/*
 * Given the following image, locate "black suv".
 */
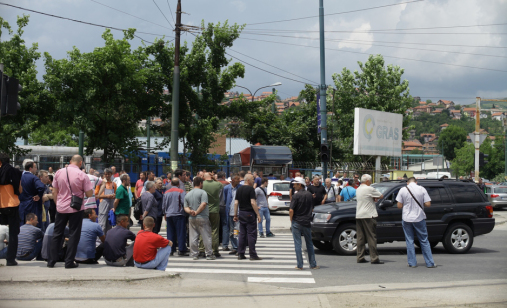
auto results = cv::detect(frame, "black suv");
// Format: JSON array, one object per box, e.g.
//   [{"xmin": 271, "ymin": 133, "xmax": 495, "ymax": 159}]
[{"xmin": 311, "ymin": 180, "xmax": 495, "ymax": 255}]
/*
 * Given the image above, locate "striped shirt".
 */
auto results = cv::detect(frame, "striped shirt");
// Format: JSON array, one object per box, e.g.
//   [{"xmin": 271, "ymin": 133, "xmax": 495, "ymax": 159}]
[
  {"xmin": 84, "ymin": 175, "xmax": 102, "ymax": 209},
  {"xmin": 16, "ymin": 224, "xmax": 43, "ymax": 256}
]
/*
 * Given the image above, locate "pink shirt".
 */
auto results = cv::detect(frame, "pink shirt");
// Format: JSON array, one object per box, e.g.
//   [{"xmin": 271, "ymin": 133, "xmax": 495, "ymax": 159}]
[{"xmin": 53, "ymin": 164, "xmax": 94, "ymax": 213}]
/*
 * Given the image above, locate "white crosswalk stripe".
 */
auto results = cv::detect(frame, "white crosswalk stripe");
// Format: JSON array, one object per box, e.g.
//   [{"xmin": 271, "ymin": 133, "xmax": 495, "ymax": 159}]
[{"xmin": 248, "ymin": 277, "xmax": 316, "ymax": 284}]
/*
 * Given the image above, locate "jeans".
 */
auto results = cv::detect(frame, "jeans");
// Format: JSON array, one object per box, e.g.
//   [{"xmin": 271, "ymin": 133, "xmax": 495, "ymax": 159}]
[
  {"xmin": 0, "ymin": 247, "xmax": 7, "ymax": 259},
  {"xmin": 0, "ymin": 207, "xmax": 20, "ymax": 263},
  {"xmin": 166, "ymin": 216, "xmax": 187, "ymax": 253},
  {"xmin": 16, "ymin": 239, "xmax": 43, "ymax": 261},
  {"xmin": 220, "ymin": 207, "xmax": 229, "ymax": 248},
  {"xmin": 228, "ymin": 216, "xmax": 238, "ymax": 250},
  {"xmin": 258, "ymin": 207, "xmax": 271, "ymax": 235},
  {"xmin": 402, "ymin": 220, "xmax": 435, "ymax": 267},
  {"xmin": 189, "ymin": 218, "xmax": 213, "ymax": 257},
  {"xmin": 291, "ymin": 221, "xmax": 317, "ymax": 269},
  {"xmin": 134, "ymin": 245, "xmax": 171, "ymax": 271}
]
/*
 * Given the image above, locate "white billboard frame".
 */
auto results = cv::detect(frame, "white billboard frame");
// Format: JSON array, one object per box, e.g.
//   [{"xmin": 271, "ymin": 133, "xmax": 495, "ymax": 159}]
[{"xmin": 353, "ymin": 108, "xmax": 403, "ymax": 157}]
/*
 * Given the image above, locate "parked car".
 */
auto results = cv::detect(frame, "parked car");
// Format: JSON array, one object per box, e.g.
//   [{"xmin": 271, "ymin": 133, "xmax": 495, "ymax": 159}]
[
  {"xmin": 311, "ymin": 180, "xmax": 495, "ymax": 255},
  {"xmin": 266, "ymin": 180, "xmax": 291, "ymax": 211},
  {"xmin": 485, "ymin": 185, "xmax": 507, "ymax": 208}
]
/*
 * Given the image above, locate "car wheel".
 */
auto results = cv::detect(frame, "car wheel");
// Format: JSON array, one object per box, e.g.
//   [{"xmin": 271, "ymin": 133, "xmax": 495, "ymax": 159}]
[
  {"xmin": 414, "ymin": 240, "xmax": 439, "ymax": 249},
  {"xmin": 332, "ymin": 223, "xmax": 357, "ymax": 255},
  {"xmin": 312, "ymin": 240, "xmax": 333, "ymax": 251},
  {"xmin": 442, "ymin": 223, "xmax": 474, "ymax": 254}
]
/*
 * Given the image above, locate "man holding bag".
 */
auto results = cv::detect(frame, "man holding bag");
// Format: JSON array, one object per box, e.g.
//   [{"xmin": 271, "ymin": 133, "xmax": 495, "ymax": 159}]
[{"xmin": 396, "ymin": 177, "xmax": 437, "ymax": 268}]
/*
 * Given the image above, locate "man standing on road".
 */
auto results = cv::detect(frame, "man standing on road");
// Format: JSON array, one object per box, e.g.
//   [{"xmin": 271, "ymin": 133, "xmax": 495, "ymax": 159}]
[
  {"xmin": 97, "ymin": 169, "xmax": 116, "ymax": 236},
  {"xmin": 307, "ymin": 175, "xmax": 326, "ymax": 208},
  {"xmin": 234, "ymin": 174, "xmax": 262, "ymax": 261},
  {"xmin": 163, "ymin": 178, "xmax": 188, "ymax": 256},
  {"xmin": 113, "ymin": 174, "xmax": 131, "ymax": 220},
  {"xmin": 289, "ymin": 177, "xmax": 319, "ymax": 270},
  {"xmin": 48, "ymin": 155, "xmax": 94, "ymax": 269},
  {"xmin": 355, "ymin": 174, "xmax": 384, "ymax": 265},
  {"xmin": 141, "ymin": 181, "xmax": 158, "ymax": 223},
  {"xmin": 289, "ymin": 172, "xmax": 302, "ymax": 201},
  {"xmin": 396, "ymin": 177, "xmax": 437, "ymax": 268},
  {"xmin": 224, "ymin": 175, "xmax": 241, "ymax": 254},
  {"xmin": 19, "ymin": 161, "xmax": 45, "ymax": 228},
  {"xmin": 256, "ymin": 177, "xmax": 274, "ymax": 238},
  {"xmin": 339, "ymin": 179, "xmax": 356, "ymax": 202},
  {"xmin": 216, "ymin": 172, "xmax": 230, "ymax": 250},
  {"xmin": 184, "ymin": 177, "xmax": 215, "ymax": 260},
  {"xmin": 201, "ymin": 173, "xmax": 223, "ymax": 257},
  {"xmin": 324, "ymin": 178, "xmax": 337, "ymax": 203}
]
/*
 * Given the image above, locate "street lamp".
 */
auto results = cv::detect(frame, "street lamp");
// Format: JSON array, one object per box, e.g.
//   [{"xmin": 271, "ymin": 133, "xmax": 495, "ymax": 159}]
[{"xmin": 236, "ymin": 82, "xmax": 282, "ymax": 102}]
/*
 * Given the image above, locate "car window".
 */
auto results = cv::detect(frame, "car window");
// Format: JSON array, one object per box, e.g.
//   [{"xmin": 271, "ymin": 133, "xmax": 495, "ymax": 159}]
[
  {"xmin": 448, "ymin": 184, "xmax": 484, "ymax": 203},
  {"xmin": 273, "ymin": 183, "xmax": 290, "ymax": 191},
  {"xmin": 485, "ymin": 187, "xmax": 492, "ymax": 193},
  {"xmin": 371, "ymin": 184, "xmax": 394, "ymax": 195},
  {"xmin": 494, "ymin": 187, "xmax": 507, "ymax": 194},
  {"xmin": 424, "ymin": 187, "xmax": 451, "ymax": 205},
  {"xmin": 384, "ymin": 187, "xmax": 400, "ymax": 206}
]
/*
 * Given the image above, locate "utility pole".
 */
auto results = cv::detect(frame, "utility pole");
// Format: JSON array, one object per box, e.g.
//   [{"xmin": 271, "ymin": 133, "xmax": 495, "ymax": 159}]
[
  {"xmin": 319, "ymin": 0, "xmax": 328, "ymax": 180},
  {"xmin": 147, "ymin": 117, "xmax": 151, "ymax": 153},
  {"xmin": 79, "ymin": 130, "xmax": 84, "ymax": 156},
  {"xmin": 170, "ymin": 0, "xmax": 182, "ymax": 172},
  {"xmin": 272, "ymin": 87, "xmax": 276, "ymax": 113},
  {"xmin": 474, "ymin": 97, "xmax": 480, "ymax": 182}
]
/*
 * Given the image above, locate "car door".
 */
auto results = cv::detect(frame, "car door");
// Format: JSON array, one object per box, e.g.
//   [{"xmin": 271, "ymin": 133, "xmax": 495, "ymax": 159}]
[
  {"xmin": 376, "ymin": 187, "xmax": 404, "ymax": 242},
  {"xmin": 420, "ymin": 184, "xmax": 452, "ymax": 241}
]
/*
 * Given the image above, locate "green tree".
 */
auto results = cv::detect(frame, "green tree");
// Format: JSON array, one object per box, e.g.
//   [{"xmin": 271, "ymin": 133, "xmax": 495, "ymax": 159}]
[
  {"xmin": 438, "ymin": 125, "xmax": 467, "ymax": 161},
  {"xmin": 29, "ymin": 122, "xmax": 79, "ymax": 147},
  {"xmin": 44, "ymin": 29, "xmax": 164, "ymax": 161},
  {"xmin": 479, "ymin": 137, "xmax": 505, "ymax": 180},
  {"xmin": 426, "ymin": 99, "xmax": 432, "ymax": 104},
  {"xmin": 410, "ymin": 149, "xmax": 423, "ymax": 154},
  {"xmin": 451, "ymin": 142, "xmax": 474, "ymax": 177},
  {"xmin": 331, "ymin": 54, "xmax": 413, "ymax": 161},
  {"xmin": 0, "ymin": 15, "xmax": 53, "ymax": 155}
]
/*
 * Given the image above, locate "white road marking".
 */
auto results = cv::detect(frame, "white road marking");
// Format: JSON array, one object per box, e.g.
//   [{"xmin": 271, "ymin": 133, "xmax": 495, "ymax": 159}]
[
  {"xmin": 248, "ymin": 277, "xmax": 316, "ymax": 284},
  {"xmin": 165, "ymin": 268, "xmax": 312, "ymax": 275},
  {"xmin": 168, "ymin": 258, "xmax": 298, "ymax": 263},
  {"xmin": 163, "ymin": 262, "xmax": 298, "ymax": 269}
]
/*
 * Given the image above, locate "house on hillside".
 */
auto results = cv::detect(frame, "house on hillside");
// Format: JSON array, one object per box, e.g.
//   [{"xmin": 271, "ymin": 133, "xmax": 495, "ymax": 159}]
[
  {"xmin": 451, "ymin": 110, "xmax": 462, "ymax": 120},
  {"xmin": 492, "ymin": 112, "xmax": 505, "ymax": 121},
  {"xmin": 421, "ymin": 133, "xmax": 436, "ymax": 144},
  {"xmin": 440, "ymin": 123, "xmax": 449, "ymax": 131},
  {"xmin": 402, "ymin": 140, "xmax": 423, "ymax": 154},
  {"xmin": 463, "ymin": 107, "xmax": 477, "ymax": 119},
  {"xmin": 431, "ymin": 109, "xmax": 443, "ymax": 115},
  {"xmin": 413, "ymin": 105, "xmax": 432, "ymax": 113},
  {"xmin": 437, "ymin": 100, "xmax": 455, "ymax": 109}
]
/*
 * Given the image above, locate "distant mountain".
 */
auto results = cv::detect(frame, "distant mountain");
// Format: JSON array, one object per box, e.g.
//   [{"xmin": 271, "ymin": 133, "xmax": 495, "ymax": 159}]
[{"xmin": 468, "ymin": 98, "xmax": 507, "ymax": 110}]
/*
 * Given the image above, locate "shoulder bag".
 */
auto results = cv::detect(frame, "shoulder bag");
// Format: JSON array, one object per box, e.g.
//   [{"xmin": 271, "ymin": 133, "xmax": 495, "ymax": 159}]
[
  {"xmin": 405, "ymin": 187, "xmax": 424, "ymax": 210},
  {"xmin": 66, "ymin": 167, "xmax": 83, "ymax": 211}
]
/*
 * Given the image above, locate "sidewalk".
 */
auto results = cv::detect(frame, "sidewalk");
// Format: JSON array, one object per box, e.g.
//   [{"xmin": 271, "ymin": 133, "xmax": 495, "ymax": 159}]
[{"xmin": 494, "ymin": 209, "xmax": 507, "ymax": 225}]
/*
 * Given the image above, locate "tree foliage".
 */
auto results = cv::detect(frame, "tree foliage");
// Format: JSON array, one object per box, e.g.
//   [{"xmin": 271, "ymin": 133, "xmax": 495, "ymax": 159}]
[
  {"xmin": 438, "ymin": 125, "xmax": 467, "ymax": 161},
  {"xmin": 451, "ymin": 142, "xmax": 475, "ymax": 177}
]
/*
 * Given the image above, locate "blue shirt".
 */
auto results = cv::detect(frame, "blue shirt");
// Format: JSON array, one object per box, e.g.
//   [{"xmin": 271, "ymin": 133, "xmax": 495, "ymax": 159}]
[
  {"xmin": 41, "ymin": 223, "xmax": 69, "ymax": 260},
  {"xmin": 19, "ymin": 171, "xmax": 46, "ymax": 225},
  {"xmin": 340, "ymin": 186, "xmax": 356, "ymax": 202},
  {"xmin": 224, "ymin": 183, "xmax": 242, "ymax": 216},
  {"xmin": 76, "ymin": 219, "xmax": 103, "ymax": 259},
  {"xmin": 163, "ymin": 187, "xmax": 186, "ymax": 217},
  {"xmin": 17, "ymin": 224, "xmax": 43, "ymax": 256}
]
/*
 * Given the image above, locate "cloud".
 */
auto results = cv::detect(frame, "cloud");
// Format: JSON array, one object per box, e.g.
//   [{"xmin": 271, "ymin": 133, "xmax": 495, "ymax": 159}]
[
  {"xmin": 336, "ymin": 23, "xmax": 374, "ymax": 52},
  {"xmin": 231, "ymin": 1, "xmax": 246, "ymax": 13}
]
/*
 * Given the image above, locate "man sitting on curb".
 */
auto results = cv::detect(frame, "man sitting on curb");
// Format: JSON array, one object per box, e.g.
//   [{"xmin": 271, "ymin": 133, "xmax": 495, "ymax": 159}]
[
  {"xmin": 133, "ymin": 216, "xmax": 172, "ymax": 271},
  {"xmin": 16, "ymin": 213, "xmax": 43, "ymax": 261},
  {"xmin": 103, "ymin": 214, "xmax": 136, "ymax": 267},
  {"xmin": 75, "ymin": 209, "xmax": 105, "ymax": 264},
  {"xmin": 41, "ymin": 222, "xmax": 69, "ymax": 262}
]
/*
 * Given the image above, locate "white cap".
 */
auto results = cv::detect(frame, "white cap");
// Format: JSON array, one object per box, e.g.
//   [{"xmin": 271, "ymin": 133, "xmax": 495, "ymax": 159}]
[{"xmin": 293, "ymin": 177, "xmax": 305, "ymax": 186}]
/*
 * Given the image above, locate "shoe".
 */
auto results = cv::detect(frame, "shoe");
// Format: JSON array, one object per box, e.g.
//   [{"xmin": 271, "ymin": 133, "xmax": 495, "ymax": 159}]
[
  {"xmin": 6, "ymin": 260, "xmax": 18, "ymax": 266},
  {"xmin": 229, "ymin": 250, "xmax": 237, "ymax": 255},
  {"xmin": 295, "ymin": 267, "xmax": 303, "ymax": 270},
  {"xmin": 427, "ymin": 265, "xmax": 438, "ymax": 268},
  {"xmin": 206, "ymin": 255, "xmax": 216, "ymax": 260},
  {"xmin": 170, "ymin": 252, "xmax": 174, "ymax": 256},
  {"xmin": 192, "ymin": 256, "xmax": 199, "ymax": 260},
  {"xmin": 223, "ymin": 247, "xmax": 231, "ymax": 251},
  {"xmin": 266, "ymin": 232, "xmax": 275, "ymax": 237},
  {"xmin": 178, "ymin": 251, "xmax": 189, "ymax": 257},
  {"xmin": 408, "ymin": 265, "xmax": 418, "ymax": 268},
  {"xmin": 249, "ymin": 256, "xmax": 263, "ymax": 261},
  {"xmin": 311, "ymin": 266, "xmax": 320, "ymax": 270},
  {"xmin": 238, "ymin": 254, "xmax": 246, "ymax": 260},
  {"xmin": 214, "ymin": 252, "xmax": 221, "ymax": 257},
  {"xmin": 65, "ymin": 262, "xmax": 79, "ymax": 269},
  {"xmin": 47, "ymin": 261, "xmax": 55, "ymax": 268},
  {"xmin": 371, "ymin": 260, "xmax": 384, "ymax": 264},
  {"xmin": 259, "ymin": 233, "xmax": 265, "ymax": 238},
  {"xmin": 357, "ymin": 259, "xmax": 369, "ymax": 263},
  {"xmin": 198, "ymin": 252, "xmax": 206, "ymax": 258}
]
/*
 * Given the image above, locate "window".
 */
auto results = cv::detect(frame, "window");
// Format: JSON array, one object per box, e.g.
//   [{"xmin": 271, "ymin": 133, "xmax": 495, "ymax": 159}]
[
  {"xmin": 486, "ymin": 187, "xmax": 492, "ymax": 193},
  {"xmin": 424, "ymin": 187, "xmax": 451, "ymax": 205},
  {"xmin": 494, "ymin": 187, "xmax": 507, "ymax": 194},
  {"xmin": 448, "ymin": 185, "xmax": 484, "ymax": 203},
  {"xmin": 273, "ymin": 183, "xmax": 290, "ymax": 192}
]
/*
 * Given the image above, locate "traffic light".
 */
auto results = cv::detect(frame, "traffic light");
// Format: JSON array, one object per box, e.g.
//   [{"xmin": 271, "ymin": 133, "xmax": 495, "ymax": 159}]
[
  {"xmin": 0, "ymin": 74, "xmax": 22, "ymax": 117},
  {"xmin": 479, "ymin": 152, "xmax": 489, "ymax": 167},
  {"xmin": 320, "ymin": 143, "xmax": 330, "ymax": 162}
]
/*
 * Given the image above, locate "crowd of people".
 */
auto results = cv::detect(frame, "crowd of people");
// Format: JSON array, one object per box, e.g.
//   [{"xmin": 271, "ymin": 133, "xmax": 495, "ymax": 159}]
[{"xmin": 0, "ymin": 153, "xmax": 436, "ymax": 271}]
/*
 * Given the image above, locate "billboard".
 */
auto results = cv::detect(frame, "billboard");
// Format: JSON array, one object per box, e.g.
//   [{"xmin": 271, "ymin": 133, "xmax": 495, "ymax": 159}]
[{"xmin": 353, "ymin": 108, "xmax": 402, "ymax": 156}]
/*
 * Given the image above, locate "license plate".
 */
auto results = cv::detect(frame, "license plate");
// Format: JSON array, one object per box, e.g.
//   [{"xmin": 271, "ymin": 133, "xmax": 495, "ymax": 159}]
[
  {"xmin": 285, "ymin": 202, "xmax": 291, "ymax": 206},
  {"xmin": 502, "ymin": 197, "xmax": 507, "ymax": 200}
]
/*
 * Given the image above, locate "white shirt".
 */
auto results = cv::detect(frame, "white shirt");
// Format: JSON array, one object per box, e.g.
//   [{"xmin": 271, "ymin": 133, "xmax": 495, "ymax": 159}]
[
  {"xmin": 355, "ymin": 185, "xmax": 382, "ymax": 219},
  {"xmin": 0, "ymin": 225, "xmax": 8, "ymax": 250},
  {"xmin": 396, "ymin": 183, "xmax": 431, "ymax": 223},
  {"xmin": 325, "ymin": 185, "xmax": 337, "ymax": 202}
]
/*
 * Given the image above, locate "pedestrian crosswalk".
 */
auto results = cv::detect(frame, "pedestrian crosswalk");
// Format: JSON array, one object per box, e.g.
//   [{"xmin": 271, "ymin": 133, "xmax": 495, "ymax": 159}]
[{"xmin": 160, "ymin": 233, "xmax": 317, "ymax": 284}]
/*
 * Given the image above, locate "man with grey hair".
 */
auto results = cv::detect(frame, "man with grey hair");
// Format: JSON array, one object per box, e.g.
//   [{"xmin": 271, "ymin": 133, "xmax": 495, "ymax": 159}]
[
  {"xmin": 355, "ymin": 174, "xmax": 384, "ymax": 264},
  {"xmin": 141, "ymin": 181, "xmax": 158, "ymax": 224},
  {"xmin": 97, "ymin": 168, "xmax": 116, "ymax": 236}
]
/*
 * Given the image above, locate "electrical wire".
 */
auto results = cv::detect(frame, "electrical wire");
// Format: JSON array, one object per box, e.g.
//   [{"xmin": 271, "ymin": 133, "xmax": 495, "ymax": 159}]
[
  {"xmin": 246, "ymin": 0, "xmax": 425, "ymax": 26},
  {"xmin": 236, "ymin": 37, "xmax": 507, "ymax": 73},
  {"xmin": 167, "ymin": 0, "xmax": 176, "ymax": 24},
  {"xmin": 227, "ymin": 49, "xmax": 319, "ymax": 84},
  {"xmin": 89, "ymin": 0, "xmax": 172, "ymax": 30},
  {"xmin": 243, "ymin": 30, "xmax": 507, "ymax": 35},
  {"xmin": 0, "ymin": 2, "xmax": 173, "ymax": 39},
  {"xmin": 153, "ymin": 0, "xmax": 173, "ymax": 28}
]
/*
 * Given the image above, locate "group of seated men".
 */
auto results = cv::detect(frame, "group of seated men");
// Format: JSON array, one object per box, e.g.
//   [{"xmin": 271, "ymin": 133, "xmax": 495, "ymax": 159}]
[{"xmin": 2, "ymin": 209, "xmax": 172, "ymax": 271}]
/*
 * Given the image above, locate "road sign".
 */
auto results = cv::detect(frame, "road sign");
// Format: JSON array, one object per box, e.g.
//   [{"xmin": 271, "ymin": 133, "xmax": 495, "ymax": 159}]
[{"xmin": 468, "ymin": 133, "xmax": 487, "ymax": 146}]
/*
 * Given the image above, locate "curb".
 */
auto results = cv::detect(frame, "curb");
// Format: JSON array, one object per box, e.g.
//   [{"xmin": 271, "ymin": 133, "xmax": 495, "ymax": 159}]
[{"xmin": 0, "ymin": 272, "xmax": 178, "ymax": 283}]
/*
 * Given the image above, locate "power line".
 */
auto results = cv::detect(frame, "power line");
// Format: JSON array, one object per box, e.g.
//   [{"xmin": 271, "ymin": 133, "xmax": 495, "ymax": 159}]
[
  {"xmin": 239, "ymin": 33, "xmax": 507, "ymax": 58},
  {"xmin": 244, "ymin": 22, "xmax": 507, "ymax": 33},
  {"xmin": 243, "ymin": 30, "xmax": 507, "ymax": 35},
  {"xmin": 167, "ymin": 0, "xmax": 176, "ymax": 24},
  {"xmin": 89, "ymin": 0, "xmax": 172, "ymax": 30},
  {"xmin": 153, "ymin": 0, "xmax": 173, "ymax": 28},
  {"xmin": 246, "ymin": 0, "xmax": 425, "ymax": 26},
  {"xmin": 236, "ymin": 37, "xmax": 507, "ymax": 73},
  {"xmin": 0, "ymin": 2, "xmax": 173, "ymax": 38},
  {"xmin": 227, "ymin": 49, "xmax": 319, "ymax": 84},
  {"xmin": 226, "ymin": 52, "xmax": 316, "ymax": 85}
]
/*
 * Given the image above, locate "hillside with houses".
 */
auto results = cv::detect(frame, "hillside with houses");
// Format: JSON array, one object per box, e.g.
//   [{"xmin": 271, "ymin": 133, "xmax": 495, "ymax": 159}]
[{"xmin": 403, "ymin": 98, "xmax": 505, "ymax": 155}]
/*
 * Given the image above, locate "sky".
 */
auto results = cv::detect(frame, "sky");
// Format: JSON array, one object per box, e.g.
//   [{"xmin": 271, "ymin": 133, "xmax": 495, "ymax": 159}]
[{"xmin": 1, "ymin": 0, "xmax": 506, "ymax": 106}]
